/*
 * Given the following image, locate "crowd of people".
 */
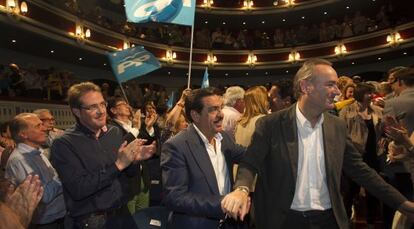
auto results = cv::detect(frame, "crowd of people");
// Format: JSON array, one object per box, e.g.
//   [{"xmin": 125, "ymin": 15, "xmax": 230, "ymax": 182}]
[
  {"xmin": 0, "ymin": 63, "xmax": 79, "ymax": 101},
  {"xmin": 1, "ymin": 59, "xmax": 414, "ymax": 228},
  {"xmin": 43, "ymin": 0, "xmax": 408, "ymax": 49}
]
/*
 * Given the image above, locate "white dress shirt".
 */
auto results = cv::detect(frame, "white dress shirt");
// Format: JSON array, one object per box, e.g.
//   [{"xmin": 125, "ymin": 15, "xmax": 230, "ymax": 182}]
[
  {"xmin": 222, "ymin": 106, "xmax": 242, "ymax": 138},
  {"xmin": 193, "ymin": 124, "xmax": 231, "ymax": 195},
  {"xmin": 114, "ymin": 119, "xmax": 140, "ymax": 137},
  {"xmin": 290, "ymin": 104, "xmax": 331, "ymax": 211}
]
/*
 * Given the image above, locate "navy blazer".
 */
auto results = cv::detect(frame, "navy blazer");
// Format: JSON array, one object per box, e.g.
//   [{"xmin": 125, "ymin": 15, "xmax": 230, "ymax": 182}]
[{"xmin": 161, "ymin": 124, "xmax": 245, "ymax": 229}]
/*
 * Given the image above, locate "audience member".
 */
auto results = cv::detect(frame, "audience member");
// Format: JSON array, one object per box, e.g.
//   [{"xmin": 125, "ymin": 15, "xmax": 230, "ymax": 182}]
[
  {"xmin": 107, "ymin": 96, "xmax": 150, "ymax": 214},
  {"xmin": 5, "ymin": 113, "xmax": 66, "ymax": 228},
  {"xmin": 222, "ymin": 86, "xmax": 245, "ymax": 138},
  {"xmin": 161, "ymin": 87, "xmax": 246, "ymax": 229},
  {"xmin": 0, "ymin": 175, "xmax": 44, "ymax": 229},
  {"xmin": 50, "ymin": 82, "xmax": 156, "ymax": 228}
]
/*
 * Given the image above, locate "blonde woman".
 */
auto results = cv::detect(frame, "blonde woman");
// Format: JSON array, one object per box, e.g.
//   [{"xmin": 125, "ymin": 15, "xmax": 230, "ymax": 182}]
[{"xmin": 235, "ymin": 86, "xmax": 269, "ymax": 147}]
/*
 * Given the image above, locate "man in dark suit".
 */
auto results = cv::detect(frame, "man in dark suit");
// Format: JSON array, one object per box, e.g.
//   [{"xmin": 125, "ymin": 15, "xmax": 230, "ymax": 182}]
[
  {"xmin": 161, "ymin": 88, "xmax": 246, "ymax": 229},
  {"xmin": 222, "ymin": 59, "xmax": 414, "ymax": 229}
]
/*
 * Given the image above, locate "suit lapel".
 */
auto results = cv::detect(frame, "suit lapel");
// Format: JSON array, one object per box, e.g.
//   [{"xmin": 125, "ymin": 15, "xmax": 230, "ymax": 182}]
[
  {"xmin": 322, "ymin": 114, "xmax": 336, "ymax": 189},
  {"xmin": 186, "ymin": 125, "xmax": 220, "ymax": 194},
  {"xmin": 281, "ymin": 105, "xmax": 299, "ymax": 182}
]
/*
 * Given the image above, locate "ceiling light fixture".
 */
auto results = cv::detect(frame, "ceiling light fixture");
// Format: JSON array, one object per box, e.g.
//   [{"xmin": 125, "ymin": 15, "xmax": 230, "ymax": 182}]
[
  {"xmin": 246, "ymin": 53, "xmax": 258, "ymax": 67},
  {"xmin": 334, "ymin": 44, "xmax": 347, "ymax": 57},
  {"xmin": 243, "ymin": 0, "xmax": 253, "ymax": 10},
  {"xmin": 205, "ymin": 52, "xmax": 217, "ymax": 66},
  {"xmin": 202, "ymin": 0, "xmax": 213, "ymax": 9},
  {"xmin": 288, "ymin": 50, "xmax": 300, "ymax": 63},
  {"xmin": 387, "ymin": 31, "xmax": 403, "ymax": 47},
  {"xmin": 163, "ymin": 49, "xmax": 177, "ymax": 64}
]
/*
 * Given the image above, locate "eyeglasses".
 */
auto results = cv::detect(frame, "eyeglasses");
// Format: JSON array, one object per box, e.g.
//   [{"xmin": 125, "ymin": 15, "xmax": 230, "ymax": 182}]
[
  {"xmin": 80, "ymin": 101, "xmax": 108, "ymax": 112},
  {"xmin": 40, "ymin": 118, "xmax": 55, "ymax": 122},
  {"xmin": 388, "ymin": 77, "xmax": 398, "ymax": 84},
  {"xmin": 115, "ymin": 102, "xmax": 129, "ymax": 107}
]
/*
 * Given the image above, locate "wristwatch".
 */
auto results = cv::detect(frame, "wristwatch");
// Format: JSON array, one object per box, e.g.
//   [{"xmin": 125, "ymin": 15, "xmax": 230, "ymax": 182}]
[{"xmin": 235, "ymin": 186, "xmax": 250, "ymax": 194}]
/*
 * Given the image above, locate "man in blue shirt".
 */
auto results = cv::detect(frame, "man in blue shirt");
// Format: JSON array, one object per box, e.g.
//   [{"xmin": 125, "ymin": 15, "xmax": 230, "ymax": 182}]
[{"xmin": 5, "ymin": 113, "xmax": 66, "ymax": 228}]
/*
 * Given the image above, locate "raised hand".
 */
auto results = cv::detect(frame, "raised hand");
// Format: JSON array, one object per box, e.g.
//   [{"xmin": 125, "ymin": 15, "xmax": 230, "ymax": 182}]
[
  {"xmin": 134, "ymin": 141, "xmax": 157, "ymax": 161},
  {"xmin": 115, "ymin": 139, "xmax": 143, "ymax": 170},
  {"xmin": 387, "ymin": 141, "xmax": 408, "ymax": 163},
  {"xmin": 5, "ymin": 175, "xmax": 44, "ymax": 228},
  {"xmin": 132, "ymin": 109, "xmax": 142, "ymax": 129},
  {"xmin": 145, "ymin": 111, "xmax": 158, "ymax": 129}
]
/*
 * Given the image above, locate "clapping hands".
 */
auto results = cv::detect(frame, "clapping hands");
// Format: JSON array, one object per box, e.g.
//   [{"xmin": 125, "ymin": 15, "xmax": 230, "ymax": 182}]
[{"xmin": 116, "ymin": 139, "xmax": 157, "ymax": 171}]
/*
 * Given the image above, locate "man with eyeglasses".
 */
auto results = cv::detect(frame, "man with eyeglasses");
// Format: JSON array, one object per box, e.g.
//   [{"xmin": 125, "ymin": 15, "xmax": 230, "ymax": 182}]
[
  {"xmin": 50, "ymin": 82, "xmax": 156, "ymax": 229},
  {"xmin": 386, "ymin": 66, "xmax": 408, "ymax": 99},
  {"xmin": 33, "ymin": 109, "xmax": 64, "ymax": 157},
  {"xmin": 107, "ymin": 96, "xmax": 151, "ymax": 214},
  {"xmin": 161, "ymin": 87, "xmax": 246, "ymax": 229}
]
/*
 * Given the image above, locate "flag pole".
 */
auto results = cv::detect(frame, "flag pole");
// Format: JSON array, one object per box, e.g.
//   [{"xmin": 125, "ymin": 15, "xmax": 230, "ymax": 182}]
[
  {"xmin": 118, "ymin": 82, "xmax": 130, "ymax": 104},
  {"xmin": 186, "ymin": 23, "xmax": 195, "ymax": 89}
]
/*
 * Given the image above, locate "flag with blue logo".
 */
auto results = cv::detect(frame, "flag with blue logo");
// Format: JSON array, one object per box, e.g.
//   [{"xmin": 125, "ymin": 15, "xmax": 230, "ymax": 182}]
[
  {"xmin": 124, "ymin": 0, "xmax": 196, "ymax": 26},
  {"xmin": 201, "ymin": 67, "xmax": 209, "ymax": 88},
  {"xmin": 107, "ymin": 46, "xmax": 161, "ymax": 83},
  {"xmin": 166, "ymin": 91, "xmax": 175, "ymax": 109}
]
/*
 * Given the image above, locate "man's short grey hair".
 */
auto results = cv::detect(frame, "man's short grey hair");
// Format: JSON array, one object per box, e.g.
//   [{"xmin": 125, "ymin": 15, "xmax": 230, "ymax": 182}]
[
  {"xmin": 33, "ymin": 109, "xmax": 51, "ymax": 116},
  {"xmin": 293, "ymin": 58, "xmax": 332, "ymax": 99},
  {"xmin": 223, "ymin": 86, "xmax": 245, "ymax": 107},
  {"xmin": 9, "ymin": 113, "xmax": 37, "ymax": 143}
]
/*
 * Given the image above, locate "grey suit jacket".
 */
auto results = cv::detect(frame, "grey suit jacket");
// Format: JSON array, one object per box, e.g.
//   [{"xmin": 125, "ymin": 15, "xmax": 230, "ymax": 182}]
[
  {"xmin": 161, "ymin": 124, "xmax": 245, "ymax": 229},
  {"xmin": 384, "ymin": 87, "xmax": 414, "ymax": 133},
  {"xmin": 235, "ymin": 104, "xmax": 407, "ymax": 229}
]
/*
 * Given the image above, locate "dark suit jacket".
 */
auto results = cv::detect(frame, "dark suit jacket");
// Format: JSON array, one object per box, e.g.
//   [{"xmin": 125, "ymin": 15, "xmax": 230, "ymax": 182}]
[
  {"xmin": 161, "ymin": 124, "xmax": 245, "ymax": 229},
  {"xmin": 235, "ymin": 104, "xmax": 407, "ymax": 229}
]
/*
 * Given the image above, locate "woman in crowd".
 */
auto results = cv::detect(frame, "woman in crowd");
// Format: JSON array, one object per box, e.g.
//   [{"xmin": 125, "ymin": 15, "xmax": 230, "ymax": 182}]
[
  {"xmin": 235, "ymin": 86, "xmax": 269, "ymax": 147},
  {"xmin": 339, "ymin": 82, "xmax": 383, "ymax": 225}
]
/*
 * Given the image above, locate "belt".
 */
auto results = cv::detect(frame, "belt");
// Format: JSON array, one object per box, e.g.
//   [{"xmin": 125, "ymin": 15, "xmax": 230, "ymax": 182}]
[{"xmin": 289, "ymin": 209, "xmax": 333, "ymax": 218}]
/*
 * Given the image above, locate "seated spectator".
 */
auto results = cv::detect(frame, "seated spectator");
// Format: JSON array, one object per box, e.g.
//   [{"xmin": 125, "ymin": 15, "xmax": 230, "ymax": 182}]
[
  {"xmin": 273, "ymin": 28, "xmax": 285, "ymax": 47},
  {"xmin": 8, "ymin": 64, "xmax": 25, "ymax": 97},
  {"xmin": 353, "ymin": 11, "xmax": 368, "ymax": 35},
  {"xmin": 22, "ymin": 64, "xmax": 44, "ymax": 99},
  {"xmin": 5, "ymin": 113, "xmax": 66, "ymax": 228}
]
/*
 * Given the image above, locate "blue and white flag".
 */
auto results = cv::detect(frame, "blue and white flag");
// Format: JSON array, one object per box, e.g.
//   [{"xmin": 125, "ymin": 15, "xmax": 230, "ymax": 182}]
[
  {"xmin": 107, "ymin": 46, "xmax": 161, "ymax": 83},
  {"xmin": 201, "ymin": 67, "xmax": 209, "ymax": 88},
  {"xmin": 124, "ymin": 0, "xmax": 196, "ymax": 26},
  {"xmin": 166, "ymin": 91, "xmax": 175, "ymax": 109}
]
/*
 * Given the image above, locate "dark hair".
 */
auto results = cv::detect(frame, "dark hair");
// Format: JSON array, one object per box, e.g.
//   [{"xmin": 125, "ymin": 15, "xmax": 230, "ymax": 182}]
[
  {"xmin": 0, "ymin": 121, "xmax": 11, "ymax": 135},
  {"xmin": 106, "ymin": 96, "xmax": 127, "ymax": 118},
  {"xmin": 387, "ymin": 66, "xmax": 407, "ymax": 77},
  {"xmin": 273, "ymin": 79, "xmax": 293, "ymax": 99},
  {"xmin": 185, "ymin": 87, "xmax": 217, "ymax": 123},
  {"xmin": 398, "ymin": 67, "xmax": 414, "ymax": 87},
  {"xmin": 353, "ymin": 83, "xmax": 375, "ymax": 103}
]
